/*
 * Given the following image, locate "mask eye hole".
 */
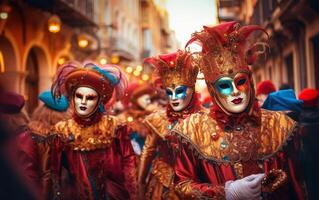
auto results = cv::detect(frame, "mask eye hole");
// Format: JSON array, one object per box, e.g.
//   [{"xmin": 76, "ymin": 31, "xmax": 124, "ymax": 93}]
[
  {"xmin": 237, "ymin": 78, "xmax": 246, "ymax": 86},
  {"xmin": 87, "ymin": 95, "xmax": 97, "ymax": 101},
  {"xmin": 75, "ymin": 93, "xmax": 83, "ymax": 99},
  {"xmin": 175, "ymin": 88, "xmax": 184, "ymax": 94},
  {"xmin": 166, "ymin": 89, "xmax": 173, "ymax": 96},
  {"xmin": 218, "ymin": 83, "xmax": 231, "ymax": 89}
]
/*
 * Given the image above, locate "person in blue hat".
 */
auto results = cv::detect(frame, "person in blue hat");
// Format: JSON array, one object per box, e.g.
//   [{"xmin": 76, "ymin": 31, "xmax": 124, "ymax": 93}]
[
  {"xmin": 15, "ymin": 90, "xmax": 70, "ymax": 199},
  {"xmin": 261, "ymin": 89, "xmax": 303, "ymax": 121}
]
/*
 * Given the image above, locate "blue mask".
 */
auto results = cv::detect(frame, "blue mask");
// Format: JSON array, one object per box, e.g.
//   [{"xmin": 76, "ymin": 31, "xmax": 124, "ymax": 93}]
[
  {"xmin": 166, "ymin": 85, "xmax": 188, "ymax": 100},
  {"xmin": 214, "ymin": 77, "xmax": 234, "ymax": 96}
]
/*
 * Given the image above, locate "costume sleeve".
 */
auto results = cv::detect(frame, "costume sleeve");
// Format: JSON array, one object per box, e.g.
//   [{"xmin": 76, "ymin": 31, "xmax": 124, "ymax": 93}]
[
  {"xmin": 137, "ymin": 128, "xmax": 159, "ymax": 184},
  {"xmin": 174, "ymin": 142, "xmax": 225, "ymax": 199},
  {"xmin": 117, "ymin": 125, "xmax": 138, "ymax": 200}
]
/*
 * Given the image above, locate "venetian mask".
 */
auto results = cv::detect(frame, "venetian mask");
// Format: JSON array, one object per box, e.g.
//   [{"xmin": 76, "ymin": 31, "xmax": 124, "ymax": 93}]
[
  {"xmin": 73, "ymin": 87, "xmax": 99, "ymax": 117},
  {"xmin": 213, "ymin": 72, "xmax": 251, "ymax": 113},
  {"xmin": 136, "ymin": 94, "xmax": 152, "ymax": 111},
  {"xmin": 166, "ymin": 85, "xmax": 194, "ymax": 111}
]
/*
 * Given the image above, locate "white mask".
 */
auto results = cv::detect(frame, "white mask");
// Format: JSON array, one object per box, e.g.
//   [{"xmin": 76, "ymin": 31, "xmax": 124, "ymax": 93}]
[
  {"xmin": 166, "ymin": 85, "xmax": 194, "ymax": 112},
  {"xmin": 136, "ymin": 94, "xmax": 152, "ymax": 109},
  {"xmin": 73, "ymin": 87, "xmax": 99, "ymax": 117},
  {"xmin": 213, "ymin": 73, "xmax": 251, "ymax": 114}
]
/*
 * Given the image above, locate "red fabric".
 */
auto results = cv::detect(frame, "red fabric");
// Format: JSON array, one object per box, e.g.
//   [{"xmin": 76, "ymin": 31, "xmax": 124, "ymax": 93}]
[
  {"xmin": 209, "ymin": 99, "xmax": 261, "ymax": 129},
  {"xmin": 298, "ymin": 88, "xmax": 319, "ymax": 107},
  {"xmin": 0, "ymin": 90, "xmax": 25, "ymax": 114},
  {"xmin": 174, "ymin": 138, "xmax": 305, "ymax": 199},
  {"xmin": 256, "ymin": 80, "xmax": 276, "ymax": 96},
  {"xmin": 49, "ymin": 125, "xmax": 137, "ymax": 200}
]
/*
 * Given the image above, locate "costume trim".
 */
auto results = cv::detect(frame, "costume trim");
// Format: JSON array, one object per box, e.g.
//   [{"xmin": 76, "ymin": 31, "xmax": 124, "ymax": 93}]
[
  {"xmin": 54, "ymin": 115, "xmax": 117, "ymax": 151},
  {"xmin": 172, "ymin": 109, "xmax": 297, "ymax": 164}
]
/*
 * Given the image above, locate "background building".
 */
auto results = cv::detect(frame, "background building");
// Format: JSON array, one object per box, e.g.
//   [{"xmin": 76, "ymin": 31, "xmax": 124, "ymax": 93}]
[
  {"xmin": 0, "ymin": 0, "xmax": 178, "ymax": 114},
  {"xmin": 0, "ymin": 0, "xmax": 99, "ymax": 113},
  {"xmin": 217, "ymin": 0, "xmax": 319, "ymax": 93}
]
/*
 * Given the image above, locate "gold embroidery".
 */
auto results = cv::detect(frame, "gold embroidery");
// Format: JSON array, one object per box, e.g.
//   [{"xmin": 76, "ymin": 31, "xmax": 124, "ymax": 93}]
[
  {"xmin": 144, "ymin": 110, "xmax": 171, "ymax": 140},
  {"xmin": 173, "ymin": 109, "xmax": 296, "ymax": 163},
  {"xmin": 54, "ymin": 115, "xmax": 117, "ymax": 151},
  {"xmin": 151, "ymin": 159, "xmax": 175, "ymax": 188}
]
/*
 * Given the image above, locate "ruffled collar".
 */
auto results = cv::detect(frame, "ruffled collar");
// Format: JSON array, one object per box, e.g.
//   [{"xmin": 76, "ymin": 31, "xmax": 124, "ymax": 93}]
[
  {"xmin": 166, "ymin": 93, "xmax": 201, "ymax": 123},
  {"xmin": 73, "ymin": 111, "xmax": 102, "ymax": 127},
  {"xmin": 209, "ymin": 99, "xmax": 261, "ymax": 129}
]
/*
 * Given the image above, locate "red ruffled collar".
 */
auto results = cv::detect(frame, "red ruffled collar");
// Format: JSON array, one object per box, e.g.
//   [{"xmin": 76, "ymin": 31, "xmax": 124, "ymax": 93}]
[
  {"xmin": 73, "ymin": 111, "xmax": 102, "ymax": 127},
  {"xmin": 166, "ymin": 93, "xmax": 201, "ymax": 123},
  {"xmin": 209, "ymin": 99, "xmax": 261, "ymax": 129}
]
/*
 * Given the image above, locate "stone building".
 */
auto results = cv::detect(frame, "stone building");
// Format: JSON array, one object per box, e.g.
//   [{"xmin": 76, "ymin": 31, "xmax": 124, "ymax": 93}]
[
  {"xmin": 0, "ymin": 0, "xmax": 98, "ymax": 114},
  {"xmin": 217, "ymin": 0, "xmax": 319, "ymax": 93}
]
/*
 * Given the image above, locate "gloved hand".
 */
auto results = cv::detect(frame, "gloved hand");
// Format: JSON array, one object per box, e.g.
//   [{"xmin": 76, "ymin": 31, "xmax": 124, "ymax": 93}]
[{"xmin": 225, "ymin": 173, "xmax": 265, "ymax": 200}]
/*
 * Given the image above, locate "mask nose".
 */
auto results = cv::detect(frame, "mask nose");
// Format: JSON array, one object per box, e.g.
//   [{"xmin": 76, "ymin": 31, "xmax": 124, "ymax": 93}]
[
  {"xmin": 231, "ymin": 82, "xmax": 240, "ymax": 96},
  {"xmin": 81, "ymin": 96, "xmax": 87, "ymax": 105},
  {"xmin": 171, "ymin": 92, "xmax": 178, "ymax": 101}
]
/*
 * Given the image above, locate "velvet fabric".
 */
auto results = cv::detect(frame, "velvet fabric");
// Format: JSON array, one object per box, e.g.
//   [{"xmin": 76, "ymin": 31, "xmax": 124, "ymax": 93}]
[
  {"xmin": 16, "ymin": 123, "xmax": 137, "ymax": 200},
  {"xmin": 174, "ymin": 136, "xmax": 305, "ymax": 199},
  {"xmin": 49, "ymin": 124, "xmax": 137, "ymax": 200}
]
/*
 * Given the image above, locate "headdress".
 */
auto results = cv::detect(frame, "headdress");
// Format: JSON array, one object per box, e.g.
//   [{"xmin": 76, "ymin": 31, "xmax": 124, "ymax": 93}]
[
  {"xmin": 186, "ymin": 21, "xmax": 268, "ymax": 115},
  {"xmin": 186, "ymin": 21, "xmax": 268, "ymax": 84},
  {"xmin": 0, "ymin": 91, "xmax": 25, "ymax": 114},
  {"xmin": 144, "ymin": 49, "xmax": 199, "ymax": 88},
  {"xmin": 298, "ymin": 88, "xmax": 319, "ymax": 107},
  {"xmin": 122, "ymin": 82, "xmax": 155, "ymax": 108},
  {"xmin": 256, "ymin": 80, "xmax": 276, "ymax": 96},
  {"xmin": 52, "ymin": 62, "xmax": 127, "ymax": 106},
  {"xmin": 39, "ymin": 90, "xmax": 69, "ymax": 112}
]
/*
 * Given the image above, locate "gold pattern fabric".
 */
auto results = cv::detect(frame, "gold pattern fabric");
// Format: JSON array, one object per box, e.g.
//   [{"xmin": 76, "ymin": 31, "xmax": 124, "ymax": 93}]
[
  {"xmin": 150, "ymin": 158, "xmax": 175, "ymax": 188},
  {"xmin": 172, "ymin": 109, "xmax": 296, "ymax": 163},
  {"xmin": 175, "ymin": 180, "xmax": 225, "ymax": 200},
  {"xmin": 144, "ymin": 110, "xmax": 171, "ymax": 139},
  {"xmin": 138, "ymin": 110, "xmax": 179, "ymax": 200},
  {"xmin": 145, "ymin": 50, "xmax": 199, "ymax": 88},
  {"xmin": 54, "ymin": 115, "xmax": 118, "ymax": 151}
]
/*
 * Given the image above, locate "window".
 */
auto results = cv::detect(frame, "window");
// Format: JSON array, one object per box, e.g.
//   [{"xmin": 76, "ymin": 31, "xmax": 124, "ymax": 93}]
[
  {"xmin": 311, "ymin": 34, "xmax": 319, "ymax": 90},
  {"xmin": 285, "ymin": 53, "xmax": 294, "ymax": 90}
]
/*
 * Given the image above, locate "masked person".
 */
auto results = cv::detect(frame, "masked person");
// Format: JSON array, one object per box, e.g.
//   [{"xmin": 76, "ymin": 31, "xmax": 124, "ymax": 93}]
[
  {"xmin": 118, "ymin": 82, "xmax": 157, "ymax": 155},
  {"xmin": 172, "ymin": 22, "xmax": 305, "ymax": 200},
  {"xmin": 15, "ymin": 90, "xmax": 70, "ymax": 199},
  {"xmin": 50, "ymin": 62, "xmax": 137, "ymax": 200},
  {"xmin": 137, "ymin": 50, "xmax": 201, "ymax": 199}
]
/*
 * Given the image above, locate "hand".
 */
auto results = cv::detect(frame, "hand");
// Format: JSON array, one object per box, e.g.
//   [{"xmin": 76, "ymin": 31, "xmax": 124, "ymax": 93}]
[{"xmin": 225, "ymin": 173, "xmax": 265, "ymax": 200}]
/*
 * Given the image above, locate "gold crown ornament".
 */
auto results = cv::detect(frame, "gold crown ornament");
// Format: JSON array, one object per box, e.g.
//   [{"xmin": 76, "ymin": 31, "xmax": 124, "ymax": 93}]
[{"xmin": 144, "ymin": 50, "xmax": 199, "ymax": 88}]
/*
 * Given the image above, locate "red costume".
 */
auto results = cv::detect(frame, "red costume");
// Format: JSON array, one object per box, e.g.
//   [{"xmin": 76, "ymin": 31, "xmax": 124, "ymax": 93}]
[
  {"xmin": 172, "ymin": 22, "xmax": 305, "ymax": 199},
  {"xmin": 138, "ymin": 50, "xmax": 201, "ymax": 199},
  {"xmin": 49, "ymin": 62, "xmax": 137, "ymax": 200}
]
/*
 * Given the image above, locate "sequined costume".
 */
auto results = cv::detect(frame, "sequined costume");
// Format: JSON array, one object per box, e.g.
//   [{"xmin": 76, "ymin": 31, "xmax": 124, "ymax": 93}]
[
  {"xmin": 49, "ymin": 62, "xmax": 137, "ymax": 200},
  {"xmin": 172, "ymin": 22, "xmax": 305, "ymax": 200},
  {"xmin": 138, "ymin": 50, "xmax": 201, "ymax": 199}
]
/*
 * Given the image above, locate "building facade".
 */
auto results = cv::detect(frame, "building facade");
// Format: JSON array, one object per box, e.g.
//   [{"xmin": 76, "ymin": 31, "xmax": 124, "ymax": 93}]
[
  {"xmin": 217, "ymin": 0, "xmax": 319, "ymax": 93},
  {"xmin": 0, "ymin": 0, "xmax": 99, "ymax": 114}
]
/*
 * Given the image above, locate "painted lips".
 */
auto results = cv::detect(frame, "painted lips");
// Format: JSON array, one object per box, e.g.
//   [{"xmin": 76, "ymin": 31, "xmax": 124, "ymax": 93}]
[
  {"xmin": 231, "ymin": 98, "xmax": 243, "ymax": 104},
  {"xmin": 79, "ymin": 106, "xmax": 87, "ymax": 111},
  {"xmin": 172, "ymin": 102, "xmax": 180, "ymax": 107}
]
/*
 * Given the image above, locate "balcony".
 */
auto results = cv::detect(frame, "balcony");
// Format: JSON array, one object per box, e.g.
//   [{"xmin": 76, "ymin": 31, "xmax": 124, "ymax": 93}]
[
  {"xmin": 109, "ymin": 36, "xmax": 139, "ymax": 61},
  {"xmin": 26, "ymin": 0, "xmax": 97, "ymax": 27}
]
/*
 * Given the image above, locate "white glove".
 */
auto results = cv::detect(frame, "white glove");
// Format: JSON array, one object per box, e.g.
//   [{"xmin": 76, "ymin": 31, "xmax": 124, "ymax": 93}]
[
  {"xmin": 225, "ymin": 173, "xmax": 265, "ymax": 200},
  {"xmin": 130, "ymin": 139, "xmax": 142, "ymax": 155}
]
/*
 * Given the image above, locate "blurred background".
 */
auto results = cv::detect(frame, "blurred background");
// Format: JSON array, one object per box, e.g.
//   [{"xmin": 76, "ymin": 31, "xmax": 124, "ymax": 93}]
[{"xmin": 0, "ymin": 0, "xmax": 318, "ymax": 115}]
